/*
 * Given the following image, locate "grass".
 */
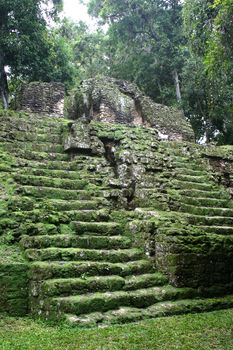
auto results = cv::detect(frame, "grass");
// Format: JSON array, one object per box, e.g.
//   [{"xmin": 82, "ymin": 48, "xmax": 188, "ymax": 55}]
[{"xmin": 0, "ymin": 309, "xmax": 233, "ymax": 350}]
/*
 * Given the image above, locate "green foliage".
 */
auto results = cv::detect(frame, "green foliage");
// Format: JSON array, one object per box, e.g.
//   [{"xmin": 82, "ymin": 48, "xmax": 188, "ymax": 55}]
[
  {"xmin": 183, "ymin": 0, "xmax": 233, "ymax": 144},
  {"xmin": 87, "ymin": 0, "xmax": 185, "ymax": 104},
  {"xmin": 0, "ymin": 0, "xmax": 74, "ymax": 106}
]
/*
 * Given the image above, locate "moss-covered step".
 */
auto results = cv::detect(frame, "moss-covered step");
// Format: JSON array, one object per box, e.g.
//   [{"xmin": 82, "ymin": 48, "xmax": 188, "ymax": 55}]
[
  {"xmin": 171, "ymin": 161, "xmax": 206, "ymax": 171},
  {"xmin": 180, "ymin": 204, "xmax": 233, "ymax": 217},
  {"xmin": 45, "ymin": 199, "xmax": 107, "ymax": 211},
  {"xmin": 0, "ymin": 120, "xmax": 64, "ymax": 133},
  {"xmin": 38, "ymin": 276, "xmax": 126, "ymax": 297},
  {"xmin": 13, "ymin": 175, "xmax": 88, "ymax": 190},
  {"xmin": 1, "ymin": 114, "xmax": 65, "ymax": 125},
  {"xmin": 186, "ymin": 214, "xmax": 233, "ymax": 226},
  {"xmin": 6, "ymin": 210, "xmax": 69, "ymax": 225},
  {"xmin": 175, "ymin": 174, "xmax": 212, "ymax": 183},
  {"xmin": 65, "ymin": 294, "xmax": 233, "ymax": 327},
  {"xmin": 50, "ymin": 285, "xmax": 196, "ymax": 316},
  {"xmin": 123, "ymin": 272, "xmax": 168, "ymax": 291},
  {"xmin": 197, "ymin": 225, "xmax": 233, "ymax": 235},
  {"xmin": 172, "ymin": 180, "xmax": 215, "ymax": 191},
  {"xmin": 16, "ymin": 186, "xmax": 102, "ymax": 200},
  {"xmin": 11, "ymin": 209, "xmax": 109, "ymax": 226},
  {"xmin": 7, "ymin": 196, "xmax": 38, "ymax": 211},
  {"xmin": 7, "ymin": 149, "xmax": 70, "ymax": 161},
  {"xmin": 24, "ymin": 247, "xmax": 144, "ymax": 263},
  {"xmin": 14, "ymin": 168, "xmax": 91, "ymax": 180},
  {"xmin": 179, "ymin": 189, "xmax": 231, "ymax": 200},
  {"xmin": 180, "ymin": 196, "xmax": 232, "ymax": 207},
  {"xmin": 2, "ymin": 141, "xmax": 64, "ymax": 154},
  {"xmin": 30, "ymin": 259, "xmax": 154, "ymax": 280},
  {"xmin": 174, "ymin": 168, "xmax": 209, "ymax": 177},
  {"xmin": 20, "ymin": 234, "xmax": 132, "ymax": 250},
  {"xmin": 167, "ymin": 155, "xmax": 191, "ymax": 162},
  {"xmin": 56, "ymin": 209, "xmax": 110, "ymax": 222},
  {"xmin": 7, "ymin": 197, "xmax": 106, "ymax": 212},
  {"xmin": 71, "ymin": 222, "xmax": 123, "ymax": 235},
  {"xmin": 0, "ymin": 130, "xmax": 62, "ymax": 143},
  {"xmin": 19, "ymin": 223, "xmax": 60, "ymax": 236},
  {"xmin": 38, "ymin": 273, "xmax": 168, "ymax": 298},
  {"xmin": 13, "ymin": 169, "xmax": 107, "ymax": 186},
  {"xmin": 15, "ymin": 158, "xmax": 87, "ymax": 171}
]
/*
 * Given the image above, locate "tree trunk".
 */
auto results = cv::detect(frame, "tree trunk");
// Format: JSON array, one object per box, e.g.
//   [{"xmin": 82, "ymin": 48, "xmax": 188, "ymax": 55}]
[
  {"xmin": 172, "ymin": 69, "xmax": 182, "ymax": 103},
  {"xmin": 0, "ymin": 53, "xmax": 9, "ymax": 109}
]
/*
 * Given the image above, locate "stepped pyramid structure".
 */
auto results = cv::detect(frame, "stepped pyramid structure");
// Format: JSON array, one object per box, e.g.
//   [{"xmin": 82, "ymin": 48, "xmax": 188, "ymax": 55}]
[{"xmin": 0, "ymin": 79, "xmax": 233, "ymax": 326}]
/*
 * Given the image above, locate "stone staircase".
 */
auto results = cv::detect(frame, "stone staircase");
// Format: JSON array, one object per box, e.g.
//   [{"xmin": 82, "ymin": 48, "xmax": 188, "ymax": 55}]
[
  {"xmin": 162, "ymin": 141, "xmax": 233, "ymax": 231},
  {"xmin": 155, "ymin": 141, "xmax": 233, "ymax": 288},
  {"xmin": 1, "ymin": 114, "xmax": 233, "ymax": 326}
]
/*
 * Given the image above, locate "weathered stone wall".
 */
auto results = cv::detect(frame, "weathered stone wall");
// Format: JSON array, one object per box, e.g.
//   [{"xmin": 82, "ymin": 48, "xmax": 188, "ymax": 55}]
[
  {"xmin": 155, "ymin": 233, "xmax": 233, "ymax": 289},
  {"xmin": 66, "ymin": 77, "xmax": 194, "ymax": 142},
  {"xmin": 17, "ymin": 82, "xmax": 65, "ymax": 117},
  {"xmin": 0, "ymin": 247, "xmax": 29, "ymax": 316},
  {"xmin": 202, "ymin": 145, "xmax": 233, "ymax": 197}
]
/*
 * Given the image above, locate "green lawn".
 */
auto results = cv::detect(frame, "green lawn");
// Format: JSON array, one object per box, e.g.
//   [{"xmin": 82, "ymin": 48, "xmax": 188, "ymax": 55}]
[{"xmin": 0, "ymin": 309, "xmax": 233, "ymax": 350}]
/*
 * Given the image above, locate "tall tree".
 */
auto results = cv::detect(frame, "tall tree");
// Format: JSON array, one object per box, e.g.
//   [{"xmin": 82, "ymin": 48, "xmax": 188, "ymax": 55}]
[
  {"xmin": 0, "ymin": 0, "xmax": 63, "ymax": 108},
  {"xmin": 183, "ymin": 0, "xmax": 233, "ymax": 143},
  {"xmin": 87, "ymin": 0, "xmax": 185, "ymax": 104}
]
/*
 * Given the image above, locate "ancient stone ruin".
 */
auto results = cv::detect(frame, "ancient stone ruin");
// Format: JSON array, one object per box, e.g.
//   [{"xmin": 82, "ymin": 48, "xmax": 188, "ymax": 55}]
[
  {"xmin": 0, "ymin": 79, "xmax": 233, "ymax": 326},
  {"xmin": 17, "ymin": 82, "xmax": 65, "ymax": 117},
  {"xmin": 66, "ymin": 77, "xmax": 194, "ymax": 141}
]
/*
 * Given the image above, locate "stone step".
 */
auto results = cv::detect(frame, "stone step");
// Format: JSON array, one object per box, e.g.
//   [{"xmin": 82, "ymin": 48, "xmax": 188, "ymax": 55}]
[
  {"xmin": 175, "ymin": 174, "xmax": 211, "ymax": 183},
  {"xmin": 172, "ymin": 161, "xmax": 205, "ymax": 171},
  {"xmin": 51, "ymin": 285, "xmax": 195, "ymax": 316},
  {"xmin": 0, "ymin": 118, "xmax": 64, "ymax": 131},
  {"xmin": 9, "ymin": 210, "xmax": 68, "ymax": 224},
  {"xmin": 180, "ymin": 204, "xmax": 233, "ymax": 217},
  {"xmin": 180, "ymin": 196, "xmax": 231, "ymax": 208},
  {"xmin": 13, "ymin": 168, "xmax": 97, "ymax": 180},
  {"xmin": 25, "ymin": 247, "xmax": 144, "ymax": 263},
  {"xmin": 123, "ymin": 273, "xmax": 169, "ymax": 291},
  {"xmin": 11, "ymin": 149, "xmax": 69, "ymax": 161},
  {"xmin": 14, "ymin": 174, "xmax": 88, "ymax": 190},
  {"xmin": 0, "ymin": 130, "xmax": 62, "ymax": 144},
  {"xmin": 169, "ymin": 155, "xmax": 191, "ymax": 162},
  {"xmin": 65, "ymin": 294, "xmax": 233, "ymax": 326},
  {"xmin": 179, "ymin": 189, "xmax": 230, "ymax": 200},
  {"xmin": 19, "ymin": 223, "xmax": 60, "ymax": 236},
  {"xmin": 174, "ymin": 168, "xmax": 209, "ymax": 177},
  {"xmin": 15, "ymin": 158, "xmax": 87, "ymax": 171},
  {"xmin": 39, "ymin": 273, "xmax": 168, "ymax": 297},
  {"xmin": 186, "ymin": 214, "xmax": 233, "ymax": 226},
  {"xmin": 13, "ymin": 169, "xmax": 109, "ymax": 186},
  {"xmin": 60, "ymin": 209, "xmax": 110, "ymax": 221},
  {"xmin": 71, "ymin": 221, "xmax": 123, "ymax": 235},
  {"xmin": 11, "ymin": 206, "xmax": 110, "ymax": 223},
  {"xmin": 21, "ymin": 234, "xmax": 132, "ymax": 250},
  {"xmin": 26, "ymin": 133, "xmax": 62, "ymax": 143},
  {"xmin": 3, "ymin": 141, "xmax": 64, "ymax": 154},
  {"xmin": 9, "ymin": 209, "xmax": 109, "ymax": 226},
  {"xmin": 16, "ymin": 186, "xmax": 101, "ymax": 200},
  {"xmin": 30, "ymin": 260, "xmax": 154, "ymax": 280},
  {"xmin": 7, "ymin": 196, "xmax": 37, "ymax": 211},
  {"xmin": 198, "ymin": 226, "xmax": 233, "ymax": 235},
  {"xmin": 173, "ymin": 179, "xmax": 215, "ymax": 191},
  {"xmin": 45, "ymin": 199, "xmax": 107, "ymax": 211},
  {"xmin": 8, "ymin": 197, "xmax": 106, "ymax": 212}
]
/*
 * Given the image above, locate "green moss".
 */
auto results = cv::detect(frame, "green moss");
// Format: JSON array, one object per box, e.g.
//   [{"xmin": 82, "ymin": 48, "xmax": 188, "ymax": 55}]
[
  {"xmin": 24, "ymin": 247, "xmax": 143, "ymax": 263},
  {"xmin": 0, "ymin": 244, "xmax": 29, "ymax": 316}
]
